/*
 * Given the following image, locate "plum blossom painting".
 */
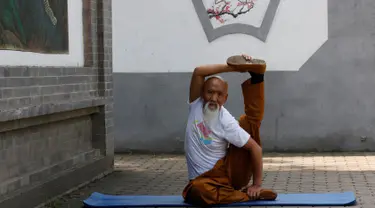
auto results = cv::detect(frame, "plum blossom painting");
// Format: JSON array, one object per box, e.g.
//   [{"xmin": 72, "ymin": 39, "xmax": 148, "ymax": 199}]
[
  {"xmin": 192, "ymin": 0, "xmax": 279, "ymax": 42},
  {"xmin": 203, "ymin": 0, "xmax": 271, "ymax": 28},
  {"xmin": 0, "ymin": 0, "xmax": 69, "ymax": 54}
]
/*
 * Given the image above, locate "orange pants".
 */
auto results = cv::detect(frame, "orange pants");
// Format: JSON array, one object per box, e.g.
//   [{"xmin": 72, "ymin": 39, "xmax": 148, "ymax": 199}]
[{"xmin": 182, "ymin": 79, "xmax": 265, "ymax": 206}]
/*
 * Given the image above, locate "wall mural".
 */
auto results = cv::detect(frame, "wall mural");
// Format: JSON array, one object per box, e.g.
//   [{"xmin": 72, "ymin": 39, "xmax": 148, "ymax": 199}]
[
  {"xmin": 112, "ymin": 0, "xmax": 328, "ymax": 72},
  {"xmin": 207, "ymin": 0, "xmax": 256, "ymax": 24},
  {"xmin": 0, "ymin": 0, "xmax": 69, "ymax": 54},
  {"xmin": 193, "ymin": 0, "xmax": 280, "ymax": 42}
]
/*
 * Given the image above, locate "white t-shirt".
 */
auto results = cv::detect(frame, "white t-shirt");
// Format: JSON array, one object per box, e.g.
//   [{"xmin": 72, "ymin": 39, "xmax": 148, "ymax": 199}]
[{"xmin": 184, "ymin": 97, "xmax": 251, "ymax": 180}]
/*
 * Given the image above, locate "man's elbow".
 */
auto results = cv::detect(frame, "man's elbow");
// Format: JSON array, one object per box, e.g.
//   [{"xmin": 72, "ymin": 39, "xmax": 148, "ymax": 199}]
[
  {"xmin": 193, "ymin": 67, "xmax": 203, "ymax": 76},
  {"xmin": 243, "ymin": 138, "xmax": 262, "ymax": 153},
  {"xmin": 251, "ymin": 142, "xmax": 262, "ymax": 154},
  {"xmin": 255, "ymin": 144, "xmax": 262, "ymax": 154}
]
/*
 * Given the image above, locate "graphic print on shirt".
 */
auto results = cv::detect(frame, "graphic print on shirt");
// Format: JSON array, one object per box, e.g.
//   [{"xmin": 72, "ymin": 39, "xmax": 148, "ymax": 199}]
[{"xmin": 194, "ymin": 120, "xmax": 213, "ymax": 145}]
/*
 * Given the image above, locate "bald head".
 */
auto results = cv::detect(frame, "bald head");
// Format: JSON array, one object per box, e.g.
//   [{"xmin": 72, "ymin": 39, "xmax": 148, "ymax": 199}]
[{"xmin": 204, "ymin": 76, "xmax": 228, "ymax": 92}]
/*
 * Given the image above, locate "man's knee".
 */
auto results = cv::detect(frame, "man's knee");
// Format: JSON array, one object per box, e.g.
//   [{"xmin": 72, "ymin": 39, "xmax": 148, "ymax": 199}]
[
  {"xmin": 185, "ymin": 178, "xmax": 219, "ymax": 205},
  {"xmin": 238, "ymin": 115, "xmax": 251, "ymax": 132},
  {"xmin": 238, "ymin": 115, "xmax": 261, "ymax": 146}
]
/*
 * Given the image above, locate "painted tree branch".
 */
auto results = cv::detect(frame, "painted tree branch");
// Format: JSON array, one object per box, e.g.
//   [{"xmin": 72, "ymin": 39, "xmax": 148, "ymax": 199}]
[{"xmin": 207, "ymin": 0, "xmax": 255, "ymax": 23}]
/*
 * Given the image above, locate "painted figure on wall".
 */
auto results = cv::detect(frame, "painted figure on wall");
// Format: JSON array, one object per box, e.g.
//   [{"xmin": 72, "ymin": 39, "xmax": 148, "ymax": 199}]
[{"xmin": 0, "ymin": 0, "xmax": 68, "ymax": 54}]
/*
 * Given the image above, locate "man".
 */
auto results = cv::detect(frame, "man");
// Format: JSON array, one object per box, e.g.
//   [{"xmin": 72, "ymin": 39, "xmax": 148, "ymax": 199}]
[{"xmin": 182, "ymin": 54, "xmax": 277, "ymax": 206}]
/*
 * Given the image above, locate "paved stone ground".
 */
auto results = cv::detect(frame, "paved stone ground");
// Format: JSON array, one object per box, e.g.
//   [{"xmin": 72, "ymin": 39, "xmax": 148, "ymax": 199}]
[{"xmin": 42, "ymin": 152, "xmax": 375, "ymax": 208}]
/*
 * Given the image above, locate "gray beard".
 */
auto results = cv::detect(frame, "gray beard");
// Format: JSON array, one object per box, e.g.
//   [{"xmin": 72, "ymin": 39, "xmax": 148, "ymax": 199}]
[{"xmin": 203, "ymin": 102, "xmax": 220, "ymax": 127}]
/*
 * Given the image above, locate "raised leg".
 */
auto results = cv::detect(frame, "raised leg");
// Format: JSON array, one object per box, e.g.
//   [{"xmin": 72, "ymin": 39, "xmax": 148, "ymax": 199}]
[{"xmin": 225, "ymin": 76, "xmax": 265, "ymax": 190}]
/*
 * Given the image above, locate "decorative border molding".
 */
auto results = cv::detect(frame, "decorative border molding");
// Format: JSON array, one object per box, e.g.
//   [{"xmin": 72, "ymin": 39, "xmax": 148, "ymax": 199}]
[{"xmin": 192, "ymin": 0, "xmax": 280, "ymax": 42}]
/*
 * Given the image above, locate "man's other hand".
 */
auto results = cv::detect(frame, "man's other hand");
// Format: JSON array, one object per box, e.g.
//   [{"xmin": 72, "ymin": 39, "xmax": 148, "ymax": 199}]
[{"xmin": 246, "ymin": 184, "xmax": 261, "ymax": 200}]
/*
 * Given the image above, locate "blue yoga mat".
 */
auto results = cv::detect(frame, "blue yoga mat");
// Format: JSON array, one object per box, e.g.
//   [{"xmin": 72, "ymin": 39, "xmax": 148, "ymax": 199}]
[{"xmin": 83, "ymin": 191, "xmax": 356, "ymax": 207}]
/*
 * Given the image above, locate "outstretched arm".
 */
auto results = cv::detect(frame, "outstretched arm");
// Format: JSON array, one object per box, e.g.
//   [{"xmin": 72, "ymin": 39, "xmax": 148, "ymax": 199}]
[{"xmin": 189, "ymin": 64, "xmax": 235, "ymax": 103}]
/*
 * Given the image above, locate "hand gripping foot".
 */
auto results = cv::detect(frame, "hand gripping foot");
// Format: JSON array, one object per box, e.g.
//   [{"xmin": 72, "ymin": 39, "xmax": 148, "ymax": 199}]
[{"xmin": 227, "ymin": 55, "xmax": 267, "ymax": 74}]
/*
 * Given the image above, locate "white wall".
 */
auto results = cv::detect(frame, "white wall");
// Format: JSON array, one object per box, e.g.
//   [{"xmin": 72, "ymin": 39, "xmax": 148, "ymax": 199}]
[
  {"xmin": 0, "ymin": 0, "xmax": 84, "ymax": 67},
  {"xmin": 113, "ymin": 0, "xmax": 328, "ymax": 73}
]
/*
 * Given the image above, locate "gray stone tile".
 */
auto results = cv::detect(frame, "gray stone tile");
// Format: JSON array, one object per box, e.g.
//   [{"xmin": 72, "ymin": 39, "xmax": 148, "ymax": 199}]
[{"xmin": 39, "ymin": 153, "xmax": 375, "ymax": 207}]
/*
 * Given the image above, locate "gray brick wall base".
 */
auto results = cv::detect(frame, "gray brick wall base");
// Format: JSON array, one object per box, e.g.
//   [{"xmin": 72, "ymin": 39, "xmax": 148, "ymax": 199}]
[
  {"xmin": 0, "ymin": 149, "xmax": 101, "ymax": 196},
  {"xmin": 0, "ymin": 156, "xmax": 113, "ymax": 208}
]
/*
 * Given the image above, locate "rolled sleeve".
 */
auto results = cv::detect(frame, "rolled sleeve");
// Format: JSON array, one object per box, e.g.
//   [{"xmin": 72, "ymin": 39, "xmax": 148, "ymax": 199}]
[{"xmin": 222, "ymin": 112, "xmax": 250, "ymax": 148}]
